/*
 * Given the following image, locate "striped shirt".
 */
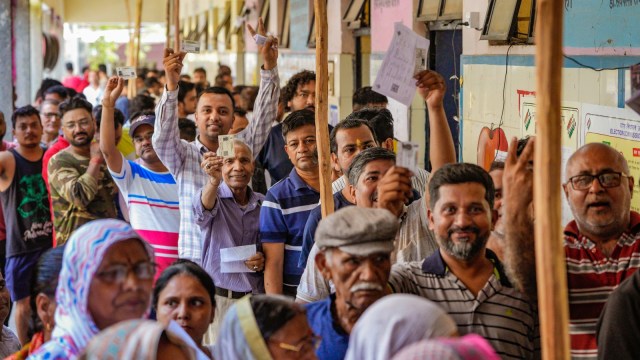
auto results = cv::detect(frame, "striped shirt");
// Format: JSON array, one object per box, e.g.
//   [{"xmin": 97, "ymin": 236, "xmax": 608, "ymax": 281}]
[
  {"xmin": 389, "ymin": 249, "xmax": 540, "ymax": 359},
  {"xmin": 564, "ymin": 211, "xmax": 640, "ymax": 360},
  {"xmin": 260, "ymin": 168, "xmax": 320, "ymax": 290},
  {"xmin": 153, "ymin": 67, "xmax": 279, "ymax": 262},
  {"xmin": 296, "ymin": 199, "xmax": 439, "ymax": 303},
  {"xmin": 331, "ymin": 166, "xmax": 429, "ymax": 197},
  {"xmin": 109, "ymin": 155, "xmax": 179, "ymax": 275}
]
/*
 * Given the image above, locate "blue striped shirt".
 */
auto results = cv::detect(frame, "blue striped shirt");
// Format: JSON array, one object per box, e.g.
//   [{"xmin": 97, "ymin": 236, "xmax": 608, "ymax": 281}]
[{"xmin": 260, "ymin": 168, "xmax": 319, "ymax": 289}]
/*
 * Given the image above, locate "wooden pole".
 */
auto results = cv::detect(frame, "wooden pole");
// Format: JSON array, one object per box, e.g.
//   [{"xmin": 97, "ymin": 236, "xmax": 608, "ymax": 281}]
[
  {"xmin": 165, "ymin": 0, "xmax": 171, "ymax": 49},
  {"xmin": 173, "ymin": 0, "xmax": 180, "ymax": 50},
  {"xmin": 134, "ymin": 0, "xmax": 143, "ymax": 69},
  {"xmin": 124, "ymin": 0, "xmax": 135, "ymax": 98},
  {"xmin": 533, "ymin": 0, "xmax": 570, "ymax": 359},
  {"xmin": 314, "ymin": 0, "xmax": 334, "ymax": 218}
]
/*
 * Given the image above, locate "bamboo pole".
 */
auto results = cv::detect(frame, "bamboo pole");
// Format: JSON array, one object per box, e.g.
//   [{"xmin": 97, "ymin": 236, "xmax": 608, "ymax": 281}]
[
  {"xmin": 173, "ymin": 0, "xmax": 180, "ymax": 50},
  {"xmin": 533, "ymin": 0, "xmax": 570, "ymax": 358},
  {"xmin": 314, "ymin": 0, "xmax": 334, "ymax": 218},
  {"xmin": 165, "ymin": 0, "xmax": 171, "ymax": 49},
  {"xmin": 134, "ymin": 0, "xmax": 143, "ymax": 69},
  {"xmin": 125, "ymin": 0, "xmax": 135, "ymax": 98}
]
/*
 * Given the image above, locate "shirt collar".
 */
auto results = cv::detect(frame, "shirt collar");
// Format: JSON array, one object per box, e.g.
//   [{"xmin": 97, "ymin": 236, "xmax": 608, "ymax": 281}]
[
  {"xmin": 288, "ymin": 168, "xmax": 317, "ymax": 192},
  {"xmin": 196, "ymin": 136, "xmax": 210, "ymax": 155},
  {"xmin": 421, "ymin": 248, "xmax": 513, "ymax": 288},
  {"xmin": 564, "ymin": 211, "xmax": 640, "ymax": 242},
  {"xmin": 218, "ymin": 182, "xmax": 261, "ymax": 210}
]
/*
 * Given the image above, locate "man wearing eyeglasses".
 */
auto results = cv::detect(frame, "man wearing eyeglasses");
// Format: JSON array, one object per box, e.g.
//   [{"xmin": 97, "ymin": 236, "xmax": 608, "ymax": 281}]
[
  {"xmin": 48, "ymin": 97, "xmax": 117, "ymax": 246},
  {"xmin": 503, "ymin": 140, "xmax": 640, "ymax": 360},
  {"xmin": 39, "ymin": 99, "xmax": 61, "ymax": 148},
  {"xmin": 99, "ymin": 77, "xmax": 179, "ymax": 278}
]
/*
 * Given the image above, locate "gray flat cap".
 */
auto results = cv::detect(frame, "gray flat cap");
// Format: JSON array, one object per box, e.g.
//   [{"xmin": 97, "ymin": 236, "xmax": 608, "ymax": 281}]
[{"xmin": 315, "ymin": 207, "xmax": 399, "ymax": 256}]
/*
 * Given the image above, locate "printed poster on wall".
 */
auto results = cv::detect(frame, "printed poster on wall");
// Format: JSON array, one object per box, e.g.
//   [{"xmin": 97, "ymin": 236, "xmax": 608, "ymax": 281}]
[
  {"xmin": 580, "ymin": 104, "xmax": 640, "ymax": 212},
  {"xmin": 519, "ymin": 97, "xmax": 581, "ymax": 225}
]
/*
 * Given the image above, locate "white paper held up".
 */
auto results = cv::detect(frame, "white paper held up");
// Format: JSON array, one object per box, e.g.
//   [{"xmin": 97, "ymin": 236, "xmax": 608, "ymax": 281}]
[
  {"xmin": 220, "ymin": 244, "xmax": 256, "ymax": 273},
  {"xmin": 373, "ymin": 22, "xmax": 430, "ymax": 107}
]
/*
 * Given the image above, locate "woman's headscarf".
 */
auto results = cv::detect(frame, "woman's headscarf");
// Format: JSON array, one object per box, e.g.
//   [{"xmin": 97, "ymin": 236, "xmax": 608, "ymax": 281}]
[
  {"xmin": 28, "ymin": 219, "xmax": 154, "ymax": 360},
  {"xmin": 212, "ymin": 296, "xmax": 273, "ymax": 360},
  {"xmin": 344, "ymin": 294, "xmax": 458, "ymax": 360},
  {"xmin": 391, "ymin": 334, "xmax": 501, "ymax": 360},
  {"xmin": 81, "ymin": 319, "xmax": 196, "ymax": 360}
]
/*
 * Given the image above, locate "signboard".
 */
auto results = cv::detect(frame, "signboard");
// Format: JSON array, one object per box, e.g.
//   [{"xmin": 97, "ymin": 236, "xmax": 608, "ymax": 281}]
[{"xmin": 580, "ymin": 104, "xmax": 640, "ymax": 212}]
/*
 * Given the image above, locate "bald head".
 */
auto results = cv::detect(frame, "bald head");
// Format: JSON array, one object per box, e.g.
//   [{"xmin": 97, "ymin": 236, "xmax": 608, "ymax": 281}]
[
  {"xmin": 566, "ymin": 143, "xmax": 629, "ymax": 180},
  {"xmin": 563, "ymin": 142, "xmax": 634, "ymax": 242}
]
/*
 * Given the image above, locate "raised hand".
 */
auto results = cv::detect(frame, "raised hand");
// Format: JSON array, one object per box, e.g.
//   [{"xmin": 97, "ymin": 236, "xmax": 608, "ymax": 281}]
[
  {"xmin": 415, "ymin": 70, "xmax": 446, "ymax": 109},
  {"xmin": 163, "ymin": 48, "xmax": 186, "ymax": 91},
  {"xmin": 102, "ymin": 76, "xmax": 124, "ymax": 108},
  {"xmin": 247, "ymin": 18, "xmax": 278, "ymax": 71},
  {"xmin": 201, "ymin": 151, "xmax": 223, "ymax": 186},
  {"xmin": 376, "ymin": 166, "xmax": 414, "ymax": 217}
]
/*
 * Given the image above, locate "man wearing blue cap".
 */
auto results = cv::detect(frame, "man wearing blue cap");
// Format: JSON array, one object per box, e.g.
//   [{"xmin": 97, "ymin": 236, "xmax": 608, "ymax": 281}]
[{"xmin": 99, "ymin": 76, "xmax": 180, "ymax": 275}]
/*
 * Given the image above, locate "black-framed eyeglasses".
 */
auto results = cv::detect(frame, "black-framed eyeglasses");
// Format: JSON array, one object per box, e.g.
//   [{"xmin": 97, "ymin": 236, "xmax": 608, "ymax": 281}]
[
  {"xmin": 95, "ymin": 262, "xmax": 157, "ymax": 284},
  {"xmin": 272, "ymin": 334, "xmax": 322, "ymax": 353},
  {"xmin": 567, "ymin": 171, "xmax": 629, "ymax": 191}
]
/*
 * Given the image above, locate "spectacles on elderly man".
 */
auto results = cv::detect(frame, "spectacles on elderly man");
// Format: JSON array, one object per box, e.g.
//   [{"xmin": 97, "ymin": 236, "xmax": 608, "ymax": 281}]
[
  {"xmin": 95, "ymin": 262, "xmax": 156, "ymax": 284},
  {"xmin": 272, "ymin": 333, "xmax": 322, "ymax": 353},
  {"xmin": 567, "ymin": 171, "xmax": 630, "ymax": 191}
]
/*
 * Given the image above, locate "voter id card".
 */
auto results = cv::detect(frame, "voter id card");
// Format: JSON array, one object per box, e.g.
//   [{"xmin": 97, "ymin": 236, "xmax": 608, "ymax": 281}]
[
  {"xmin": 414, "ymin": 48, "xmax": 428, "ymax": 75},
  {"xmin": 181, "ymin": 40, "xmax": 200, "ymax": 53},
  {"xmin": 217, "ymin": 135, "xmax": 235, "ymax": 158},
  {"xmin": 116, "ymin": 66, "xmax": 136, "ymax": 79},
  {"xmin": 396, "ymin": 140, "xmax": 419, "ymax": 174}
]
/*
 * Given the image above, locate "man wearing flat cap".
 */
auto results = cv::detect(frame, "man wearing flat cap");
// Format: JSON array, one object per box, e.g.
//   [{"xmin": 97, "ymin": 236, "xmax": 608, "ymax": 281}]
[{"xmin": 305, "ymin": 206, "xmax": 399, "ymax": 360}]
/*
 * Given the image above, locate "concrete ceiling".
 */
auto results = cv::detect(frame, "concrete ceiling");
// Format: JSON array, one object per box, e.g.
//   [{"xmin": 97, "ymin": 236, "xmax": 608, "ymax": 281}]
[{"xmin": 51, "ymin": 0, "xmax": 167, "ymax": 24}]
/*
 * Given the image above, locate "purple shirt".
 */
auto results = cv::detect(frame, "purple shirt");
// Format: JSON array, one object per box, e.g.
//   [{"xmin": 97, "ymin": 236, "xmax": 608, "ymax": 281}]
[{"xmin": 193, "ymin": 182, "xmax": 264, "ymax": 292}]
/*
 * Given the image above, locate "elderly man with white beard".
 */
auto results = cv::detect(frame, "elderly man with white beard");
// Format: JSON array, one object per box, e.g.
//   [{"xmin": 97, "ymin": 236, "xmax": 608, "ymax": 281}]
[{"xmin": 305, "ymin": 206, "xmax": 399, "ymax": 360}]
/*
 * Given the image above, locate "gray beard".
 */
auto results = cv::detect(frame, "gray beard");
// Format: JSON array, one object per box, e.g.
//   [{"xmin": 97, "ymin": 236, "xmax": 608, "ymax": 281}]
[{"xmin": 439, "ymin": 234, "xmax": 489, "ymax": 261}]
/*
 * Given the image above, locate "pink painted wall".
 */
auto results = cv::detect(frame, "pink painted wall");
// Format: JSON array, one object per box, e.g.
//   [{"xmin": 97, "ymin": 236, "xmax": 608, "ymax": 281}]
[{"xmin": 371, "ymin": 0, "xmax": 415, "ymax": 52}]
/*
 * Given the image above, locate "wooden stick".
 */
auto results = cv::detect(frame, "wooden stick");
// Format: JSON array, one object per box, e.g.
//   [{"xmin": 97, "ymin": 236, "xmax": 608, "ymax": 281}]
[
  {"xmin": 124, "ymin": 0, "xmax": 135, "ymax": 98},
  {"xmin": 134, "ymin": 0, "xmax": 143, "ymax": 70},
  {"xmin": 165, "ymin": 0, "xmax": 171, "ymax": 49},
  {"xmin": 533, "ymin": 0, "xmax": 570, "ymax": 359},
  {"xmin": 173, "ymin": 0, "xmax": 180, "ymax": 50},
  {"xmin": 314, "ymin": 0, "xmax": 334, "ymax": 218}
]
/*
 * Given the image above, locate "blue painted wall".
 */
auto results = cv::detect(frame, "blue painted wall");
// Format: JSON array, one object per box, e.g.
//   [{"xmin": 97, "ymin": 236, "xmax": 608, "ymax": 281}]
[{"xmin": 563, "ymin": 1, "xmax": 640, "ymax": 50}]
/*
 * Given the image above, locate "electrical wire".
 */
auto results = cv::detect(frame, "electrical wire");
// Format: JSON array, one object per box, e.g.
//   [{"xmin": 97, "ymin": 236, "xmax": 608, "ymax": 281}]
[
  {"xmin": 562, "ymin": 55, "xmax": 640, "ymax": 72},
  {"xmin": 492, "ymin": 43, "xmax": 515, "ymax": 163}
]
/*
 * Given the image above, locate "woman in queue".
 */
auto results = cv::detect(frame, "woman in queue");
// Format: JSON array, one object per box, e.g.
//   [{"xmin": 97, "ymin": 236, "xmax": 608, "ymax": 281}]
[
  {"xmin": 214, "ymin": 294, "xmax": 318, "ymax": 360},
  {"xmin": 153, "ymin": 260, "xmax": 216, "ymax": 357},
  {"xmin": 28, "ymin": 219, "xmax": 156, "ymax": 360},
  {"xmin": 8, "ymin": 247, "xmax": 65, "ymax": 359}
]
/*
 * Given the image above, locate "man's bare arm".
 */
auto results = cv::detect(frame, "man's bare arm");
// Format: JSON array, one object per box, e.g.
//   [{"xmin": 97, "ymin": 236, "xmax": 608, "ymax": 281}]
[{"xmin": 502, "ymin": 137, "xmax": 538, "ymax": 299}]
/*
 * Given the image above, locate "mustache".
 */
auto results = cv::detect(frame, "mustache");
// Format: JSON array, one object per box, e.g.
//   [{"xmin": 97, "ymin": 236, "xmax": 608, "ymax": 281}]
[
  {"xmin": 350, "ymin": 282, "xmax": 383, "ymax": 293},
  {"xmin": 447, "ymin": 226, "xmax": 480, "ymax": 238}
]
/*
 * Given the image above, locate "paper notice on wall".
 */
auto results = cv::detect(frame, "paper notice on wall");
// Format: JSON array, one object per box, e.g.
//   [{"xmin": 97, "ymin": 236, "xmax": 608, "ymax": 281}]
[{"xmin": 372, "ymin": 22, "xmax": 430, "ymax": 107}]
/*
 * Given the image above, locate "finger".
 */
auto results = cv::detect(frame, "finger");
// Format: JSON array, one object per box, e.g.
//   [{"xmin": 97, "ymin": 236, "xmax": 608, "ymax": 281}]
[
  {"xmin": 505, "ymin": 137, "xmax": 519, "ymax": 166},
  {"xmin": 116, "ymin": 77, "xmax": 125, "ymax": 91},
  {"xmin": 164, "ymin": 48, "xmax": 174, "ymax": 58},
  {"xmin": 246, "ymin": 23, "xmax": 256, "ymax": 37},
  {"xmin": 519, "ymin": 137, "xmax": 535, "ymax": 165},
  {"xmin": 258, "ymin": 17, "xmax": 265, "ymax": 34}
]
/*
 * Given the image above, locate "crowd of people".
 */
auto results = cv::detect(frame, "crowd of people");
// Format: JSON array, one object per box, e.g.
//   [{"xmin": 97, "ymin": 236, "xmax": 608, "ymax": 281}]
[{"xmin": 0, "ymin": 18, "xmax": 636, "ymax": 360}]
